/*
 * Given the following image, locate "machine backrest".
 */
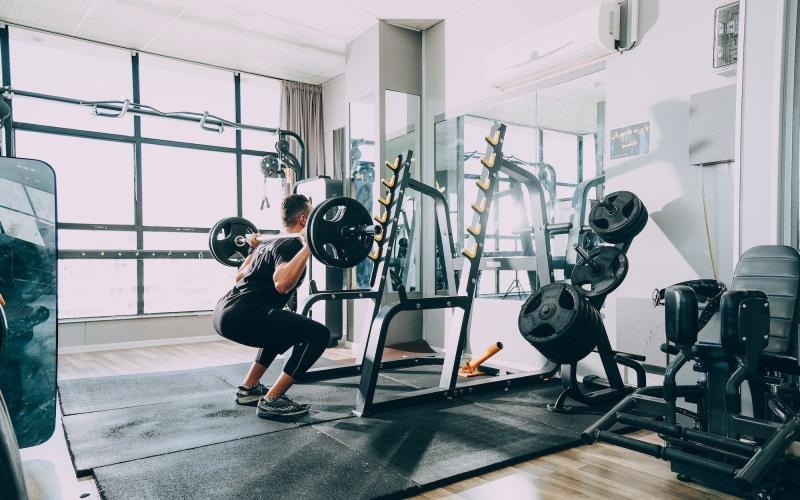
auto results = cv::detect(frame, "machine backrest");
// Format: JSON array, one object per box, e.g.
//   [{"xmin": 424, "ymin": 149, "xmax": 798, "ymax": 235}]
[
  {"xmin": 730, "ymin": 245, "xmax": 800, "ymax": 356},
  {"xmin": 664, "ymin": 285, "xmax": 698, "ymax": 346}
]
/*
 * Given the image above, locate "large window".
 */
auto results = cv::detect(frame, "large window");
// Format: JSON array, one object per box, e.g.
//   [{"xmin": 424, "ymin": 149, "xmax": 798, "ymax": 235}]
[
  {"xmin": 10, "ymin": 30, "xmax": 134, "ymax": 134},
  {"xmin": 4, "ymin": 27, "xmax": 285, "ymax": 319},
  {"xmin": 15, "ymin": 132, "xmax": 135, "ymax": 225},
  {"xmin": 139, "ymin": 54, "xmax": 236, "ymax": 147},
  {"xmin": 140, "ymin": 145, "xmax": 237, "ymax": 227},
  {"xmin": 240, "ymin": 74, "xmax": 281, "ymax": 151}
]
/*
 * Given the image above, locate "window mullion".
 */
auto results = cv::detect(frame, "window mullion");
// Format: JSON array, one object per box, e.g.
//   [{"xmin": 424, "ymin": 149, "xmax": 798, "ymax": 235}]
[{"xmin": 132, "ymin": 52, "xmax": 144, "ymax": 315}]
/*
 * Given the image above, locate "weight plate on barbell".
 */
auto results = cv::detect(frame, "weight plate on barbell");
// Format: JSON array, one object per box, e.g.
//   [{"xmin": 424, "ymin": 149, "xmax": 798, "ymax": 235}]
[
  {"xmin": 209, "ymin": 216, "xmax": 258, "ymax": 267},
  {"xmin": 571, "ymin": 246, "xmax": 629, "ymax": 298},
  {"xmin": 306, "ymin": 197, "xmax": 374, "ymax": 268},
  {"xmin": 588, "ymin": 191, "xmax": 648, "ymax": 244}
]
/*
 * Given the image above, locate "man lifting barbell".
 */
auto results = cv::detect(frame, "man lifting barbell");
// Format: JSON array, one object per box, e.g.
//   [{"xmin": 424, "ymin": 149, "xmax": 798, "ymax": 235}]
[{"xmin": 212, "ymin": 194, "xmax": 329, "ymax": 419}]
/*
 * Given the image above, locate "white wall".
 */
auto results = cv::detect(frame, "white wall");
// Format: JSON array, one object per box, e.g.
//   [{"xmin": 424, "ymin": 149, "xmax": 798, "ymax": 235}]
[
  {"xmin": 343, "ymin": 23, "xmax": 425, "ymax": 350},
  {"xmin": 421, "ymin": 22, "xmax": 447, "ymax": 348},
  {"xmin": 58, "ymin": 314, "xmax": 217, "ymax": 352},
  {"xmin": 599, "ymin": 0, "xmax": 739, "ymax": 377},
  {"xmin": 421, "ymin": 0, "xmax": 776, "ymax": 377},
  {"xmin": 737, "ymin": 0, "xmax": 786, "ymax": 252}
]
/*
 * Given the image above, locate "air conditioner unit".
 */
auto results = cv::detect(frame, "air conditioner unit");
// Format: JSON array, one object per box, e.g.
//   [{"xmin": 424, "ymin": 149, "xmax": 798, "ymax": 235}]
[{"xmin": 484, "ymin": 2, "xmax": 621, "ymax": 90}]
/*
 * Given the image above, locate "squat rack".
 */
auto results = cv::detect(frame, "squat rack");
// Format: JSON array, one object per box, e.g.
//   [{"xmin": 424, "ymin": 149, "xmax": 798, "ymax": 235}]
[
  {"xmin": 354, "ymin": 123, "xmax": 568, "ymax": 416},
  {"xmin": 353, "ymin": 123, "xmax": 627, "ymax": 416},
  {"xmin": 289, "ymin": 151, "xmax": 452, "ymax": 382}
]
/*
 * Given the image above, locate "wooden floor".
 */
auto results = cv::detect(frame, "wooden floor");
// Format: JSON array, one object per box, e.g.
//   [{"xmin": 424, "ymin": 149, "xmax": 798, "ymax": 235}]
[
  {"xmin": 415, "ymin": 432, "xmax": 735, "ymax": 500},
  {"xmin": 58, "ymin": 338, "xmax": 419, "ymax": 380},
  {"xmin": 50, "ymin": 340, "xmax": 735, "ymax": 499}
]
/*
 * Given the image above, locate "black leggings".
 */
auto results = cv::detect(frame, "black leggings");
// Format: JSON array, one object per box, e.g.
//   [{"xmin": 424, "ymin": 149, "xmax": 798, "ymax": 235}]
[{"xmin": 214, "ymin": 303, "xmax": 330, "ymax": 378}]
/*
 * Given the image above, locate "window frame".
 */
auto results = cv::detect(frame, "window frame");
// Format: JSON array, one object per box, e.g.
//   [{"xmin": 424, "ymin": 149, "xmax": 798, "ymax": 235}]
[{"xmin": 1, "ymin": 26, "xmax": 284, "ymax": 318}]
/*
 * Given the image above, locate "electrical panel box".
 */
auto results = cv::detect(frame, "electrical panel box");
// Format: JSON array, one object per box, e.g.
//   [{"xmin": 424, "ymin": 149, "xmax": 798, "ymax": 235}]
[
  {"xmin": 689, "ymin": 85, "xmax": 737, "ymax": 166},
  {"xmin": 713, "ymin": 2, "xmax": 739, "ymax": 71}
]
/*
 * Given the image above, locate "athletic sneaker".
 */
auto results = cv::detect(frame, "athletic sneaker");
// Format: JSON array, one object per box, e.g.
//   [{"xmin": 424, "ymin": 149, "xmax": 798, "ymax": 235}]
[
  {"xmin": 234, "ymin": 383, "xmax": 269, "ymax": 405},
  {"xmin": 256, "ymin": 394, "xmax": 310, "ymax": 418}
]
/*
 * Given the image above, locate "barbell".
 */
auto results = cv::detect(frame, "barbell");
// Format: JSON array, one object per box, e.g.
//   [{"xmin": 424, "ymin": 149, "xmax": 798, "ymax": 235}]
[{"xmin": 209, "ymin": 197, "xmax": 383, "ymax": 269}]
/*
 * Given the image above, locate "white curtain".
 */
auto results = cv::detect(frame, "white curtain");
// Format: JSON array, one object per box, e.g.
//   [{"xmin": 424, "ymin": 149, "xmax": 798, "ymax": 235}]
[{"xmin": 280, "ymin": 80, "xmax": 325, "ymax": 178}]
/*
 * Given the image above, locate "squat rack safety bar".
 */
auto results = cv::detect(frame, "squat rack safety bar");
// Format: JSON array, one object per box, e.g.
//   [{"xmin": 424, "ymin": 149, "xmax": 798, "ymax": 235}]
[{"xmin": 1, "ymin": 86, "xmax": 306, "ymax": 173}]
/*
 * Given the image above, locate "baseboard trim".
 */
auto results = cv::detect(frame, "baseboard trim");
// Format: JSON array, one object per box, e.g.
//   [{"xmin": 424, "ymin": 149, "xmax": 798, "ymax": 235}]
[{"xmin": 58, "ymin": 334, "xmax": 221, "ymax": 354}]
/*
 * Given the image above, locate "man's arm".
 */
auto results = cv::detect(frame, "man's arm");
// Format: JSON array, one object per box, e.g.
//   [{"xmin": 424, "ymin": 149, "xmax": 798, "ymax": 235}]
[
  {"xmin": 234, "ymin": 252, "xmax": 255, "ymax": 283},
  {"xmin": 273, "ymin": 240, "xmax": 310, "ymax": 295}
]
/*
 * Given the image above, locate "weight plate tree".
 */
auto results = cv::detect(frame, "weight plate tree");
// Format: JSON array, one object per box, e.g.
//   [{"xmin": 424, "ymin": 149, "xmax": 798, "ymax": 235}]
[
  {"xmin": 571, "ymin": 246, "xmax": 629, "ymax": 298},
  {"xmin": 518, "ymin": 283, "xmax": 604, "ymax": 364},
  {"xmin": 588, "ymin": 191, "xmax": 648, "ymax": 243}
]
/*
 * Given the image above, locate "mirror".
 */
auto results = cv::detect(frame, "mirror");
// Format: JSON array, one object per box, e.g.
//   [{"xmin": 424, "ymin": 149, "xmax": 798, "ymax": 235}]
[
  {"xmin": 0, "ymin": 157, "xmax": 57, "ymax": 448},
  {"xmin": 349, "ymin": 94, "xmax": 376, "ymax": 289},
  {"xmin": 384, "ymin": 90, "xmax": 421, "ymax": 292},
  {"xmin": 332, "ymin": 127, "xmax": 346, "ymax": 181},
  {"xmin": 433, "ymin": 70, "xmax": 606, "ymax": 296}
]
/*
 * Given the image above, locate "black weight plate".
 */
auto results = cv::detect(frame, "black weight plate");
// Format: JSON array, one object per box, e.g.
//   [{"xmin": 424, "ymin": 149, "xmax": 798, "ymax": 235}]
[
  {"xmin": 589, "ymin": 191, "xmax": 645, "ymax": 244},
  {"xmin": 519, "ymin": 284, "xmax": 583, "ymax": 349},
  {"xmin": 576, "ymin": 304, "xmax": 603, "ymax": 360},
  {"xmin": 606, "ymin": 203, "xmax": 648, "ymax": 244},
  {"xmin": 307, "ymin": 197, "xmax": 374, "ymax": 268},
  {"xmin": 547, "ymin": 299, "xmax": 603, "ymax": 364},
  {"xmin": 571, "ymin": 246, "xmax": 629, "ymax": 298},
  {"xmin": 209, "ymin": 217, "xmax": 258, "ymax": 267},
  {"xmin": 554, "ymin": 295, "xmax": 598, "ymax": 362}
]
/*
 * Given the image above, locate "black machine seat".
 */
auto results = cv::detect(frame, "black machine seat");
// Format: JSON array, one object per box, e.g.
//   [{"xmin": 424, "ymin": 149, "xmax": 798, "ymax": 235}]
[
  {"xmin": 691, "ymin": 341, "xmax": 729, "ymax": 361},
  {"xmin": 760, "ymin": 352, "xmax": 800, "ymax": 374},
  {"xmin": 729, "ymin": 245, "xmax": 800, "ymax": 358},
  {"xmin": 691, "ymin": 246, "xmax": 800, "ymax": 371},
  {"xmin": 664, "ymin": 285, "xmax": 698, "ymax": 346}
]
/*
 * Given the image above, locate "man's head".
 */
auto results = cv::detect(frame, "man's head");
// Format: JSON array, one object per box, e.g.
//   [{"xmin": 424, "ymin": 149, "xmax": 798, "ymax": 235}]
[{"xmin": 281, "ymin": 194, "xmax": 311, "ymax": 229}]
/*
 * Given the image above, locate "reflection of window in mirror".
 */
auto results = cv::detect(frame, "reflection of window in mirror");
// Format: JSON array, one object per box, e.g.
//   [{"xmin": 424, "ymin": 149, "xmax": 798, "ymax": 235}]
[
  {"xmin": 332, "ymin": 127, "xmax": 346, "ymax": 181},
  {"xmin": 384, "ymin": 91, "xmax": 420, "ymax": 179},
  {"xmin": 384, "ymin": 91, "xmax": 421, "ymax": 292},
  {"xmin": 0, "ymin": 157, "xmax": 58, "ymax": 448},
  {"xmin": 349, "ymin": 95, "xmax": 376, "ymax": 289},
  {"xmin": 433, "ymin": 69, "xmax": 606, "ymax": 297}
]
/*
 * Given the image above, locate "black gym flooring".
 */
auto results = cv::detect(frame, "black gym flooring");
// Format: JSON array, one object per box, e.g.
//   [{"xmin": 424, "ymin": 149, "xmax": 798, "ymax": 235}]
[{"xmin": 59, "ymin": 358, "xmax": 616, "ymax": 499}]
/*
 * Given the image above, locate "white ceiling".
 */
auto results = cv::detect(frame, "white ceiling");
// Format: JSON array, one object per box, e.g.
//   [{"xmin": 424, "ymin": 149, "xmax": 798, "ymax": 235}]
[{"xmin": 0, "ymin": 0, "xmax": 481, "ymax": 85}]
